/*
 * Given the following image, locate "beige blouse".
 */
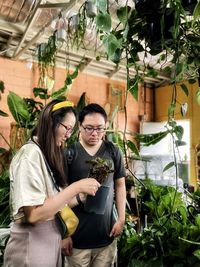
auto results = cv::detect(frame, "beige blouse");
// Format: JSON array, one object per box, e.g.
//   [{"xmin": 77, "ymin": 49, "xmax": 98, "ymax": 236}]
[{"xmin": 9, "ymin": 141, "xmax": 58, "ymax": 221}]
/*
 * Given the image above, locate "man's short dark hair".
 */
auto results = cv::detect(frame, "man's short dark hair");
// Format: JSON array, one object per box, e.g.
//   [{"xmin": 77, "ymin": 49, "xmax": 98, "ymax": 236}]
[{"xmin": 79, "ymin": 103, "xmax": 107, "ymax": 124}]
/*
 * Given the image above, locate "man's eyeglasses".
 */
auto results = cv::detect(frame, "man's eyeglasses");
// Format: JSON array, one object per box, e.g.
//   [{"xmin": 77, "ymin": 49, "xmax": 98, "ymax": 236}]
[
  {"xmin": 60, "ymin": 122, "xmax": 73, "ymax": 133},
  {"xmin": 81, "ymin": 125, "xmax": 106, "ymax": 134}
]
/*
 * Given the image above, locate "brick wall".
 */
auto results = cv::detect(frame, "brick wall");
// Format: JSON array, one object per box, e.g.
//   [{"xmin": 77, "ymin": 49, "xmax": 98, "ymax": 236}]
[{"xmin": 0, "ymin": 57, "xmax": 153, "ymax": 149}]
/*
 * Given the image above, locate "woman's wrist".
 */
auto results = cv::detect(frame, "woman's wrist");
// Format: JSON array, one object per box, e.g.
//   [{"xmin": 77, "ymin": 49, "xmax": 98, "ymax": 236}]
[
  {"xmin": 76, "ymin": 193, "xmax": 82, "ymax": 205},
  {"xmin": 76, "ymin": 193, "xmax": 86, "ymax": 205}
]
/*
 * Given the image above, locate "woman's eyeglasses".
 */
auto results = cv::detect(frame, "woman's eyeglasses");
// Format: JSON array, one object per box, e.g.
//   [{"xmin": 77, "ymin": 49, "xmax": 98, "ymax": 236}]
[
  {"xmin": 81, "ymin": 125, "xmax": 106, "ymax": 134},
  {"xmin": 60, "ymin": 122, "xmax": 73, "ymax": 133}
]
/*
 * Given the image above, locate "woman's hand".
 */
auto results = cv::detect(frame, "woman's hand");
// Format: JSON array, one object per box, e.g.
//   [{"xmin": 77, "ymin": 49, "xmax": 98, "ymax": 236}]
[
  {"xmin": 76, "ymin": 178, "xmax": 100, "ymax": 196},
  {"xmin": 61, "ymin": 237, "xmax": 73, "ymax": 256}
]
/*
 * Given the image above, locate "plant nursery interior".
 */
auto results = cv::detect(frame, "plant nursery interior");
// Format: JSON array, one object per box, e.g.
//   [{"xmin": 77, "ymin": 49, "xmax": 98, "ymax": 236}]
[{"xmin": 0, "ymin": 0, "xmax": 200, "ymax": 266}]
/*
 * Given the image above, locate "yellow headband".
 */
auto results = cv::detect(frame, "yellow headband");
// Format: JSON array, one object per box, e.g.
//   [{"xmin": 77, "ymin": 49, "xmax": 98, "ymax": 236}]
[{"xmin": 52, "ymin": 101, "xmax": 74, "ymax": 112}]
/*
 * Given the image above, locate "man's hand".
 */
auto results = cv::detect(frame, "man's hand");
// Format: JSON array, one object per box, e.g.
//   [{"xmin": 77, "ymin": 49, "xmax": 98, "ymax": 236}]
[
  {"xmin": 61, "ymin": 237, "xmax": 73, "ymax": 256},
  {"xmin": 109, "ymin": 219, "xmax": 124, "ymax": 237}
]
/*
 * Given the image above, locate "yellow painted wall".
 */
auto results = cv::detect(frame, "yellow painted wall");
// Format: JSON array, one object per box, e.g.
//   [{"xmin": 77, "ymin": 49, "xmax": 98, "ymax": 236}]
[{"xmin": 155, "ymin": 81, "xmax": 200, "ymax": 186}]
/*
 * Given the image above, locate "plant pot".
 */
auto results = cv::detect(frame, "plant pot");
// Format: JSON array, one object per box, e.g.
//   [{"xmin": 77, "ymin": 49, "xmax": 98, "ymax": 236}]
[
  {"xmin": 55, "ymin": 29, "xmax": 67, "ymax": 43},
  {"xmin": 86, "ymin": 0, "xmax": 97, "ymax": 18},
  {"xmin": 69, "ymin": 14, "xmax": 79, "ymax": 31},
  {"xmin": 84, "ymin": 185, "xmax": 110, "ymax": 215}
]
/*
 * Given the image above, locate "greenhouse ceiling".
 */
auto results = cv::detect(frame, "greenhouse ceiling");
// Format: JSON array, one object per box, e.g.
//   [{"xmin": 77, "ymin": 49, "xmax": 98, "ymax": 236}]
[{"xmin": 0, "ymin": 0, "xmax": 193, "ymax": 87}]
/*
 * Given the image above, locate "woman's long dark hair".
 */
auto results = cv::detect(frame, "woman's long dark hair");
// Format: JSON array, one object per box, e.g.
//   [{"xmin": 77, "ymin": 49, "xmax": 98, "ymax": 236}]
[{"xmin": 31, "ymin": 100, "xmax": 76, "ymax": 188}]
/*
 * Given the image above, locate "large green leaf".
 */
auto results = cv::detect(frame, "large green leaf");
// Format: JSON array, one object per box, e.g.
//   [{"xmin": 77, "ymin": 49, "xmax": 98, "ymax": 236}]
[
  {"xmin": 51, "ymin": 86, "xmax": 68, "ymax": 99},
  {"xmin": 168, "ymin": 103, "xmax": 176, "ymax": 117},
  {"xmin": 180, "ymin": 83, "xmax": 189, "ymax": 96},
  {"xmin": 136, "ymin": 131, "xmax": 169, "ymax": 146},
  {"xmin": 163, "ymin": 161, "xmax": 175, "ymax": 172},
  {"xmin": 126, "ymin": 140, "xmax": 140, "ymax": 157},
  {"xmin": 33, "ymin": 87, "xmax": 49, "ymax": 100},
  {"xmin": 0, "ymin": 110, "xmax": 8, "ymax": 117},
  {"xmin": 174, "ymin": 125, "xmax": 184, "ymax": 140},
  {"xmin": 193, "ymin": 1, "xmax": 200, "ymax": 21},
  {"xmin": 129, "ymin": 77, "xmax": 139, "ymax": 101},
  {"xmin": 76, "ymin": 92, "xmax": 86, "ymax": 114},
  {"xmin": 117, "ymin": 6, "xmax": 131, "ymax": 25},
  {"xmin": 102, "ymin": 33, "xmax": 121, "ymax": 57},
  {"xmin": 96, "ymin": 13, "xmax": 111, "ymax": 32},
  {"xmin": 7, "ymin": 91, "xmax": 30, "ymax": 126}
]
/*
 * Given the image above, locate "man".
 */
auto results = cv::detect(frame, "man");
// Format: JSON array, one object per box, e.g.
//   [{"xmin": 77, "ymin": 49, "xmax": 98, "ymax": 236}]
[{"xmin": 63, "ymin": 103, "xmax": 126, "ymax": 267}]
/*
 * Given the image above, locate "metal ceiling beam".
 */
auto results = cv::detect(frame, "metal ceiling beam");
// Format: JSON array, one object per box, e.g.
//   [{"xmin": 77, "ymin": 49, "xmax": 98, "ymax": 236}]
[
  {"xmin": 13, "ymin": 0, "xmax": 78, "ymax": 59},
  {"xmin": 0, "ymin": 17, "xmax": 25, "ymax": 35},
  {"xmin": 12, "ymin": 0, "xmax": 44, "ymax": 58},
  {"xmin": 38, "ymin": 3, "xmax": 75, "ymax": 9}
]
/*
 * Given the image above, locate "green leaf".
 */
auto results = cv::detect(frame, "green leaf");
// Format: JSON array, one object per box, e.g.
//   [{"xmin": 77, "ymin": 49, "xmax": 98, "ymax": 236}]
[
  {"xmin": 0, "ymin": 148, "xmax": 7, "ymax": 155},
  {"xmin": 109, "ymin": 48, "xmax": 121, "ymax": 64},
  {"xmin": 51, "ymin": 86, "xmax": 68, "ymax": 99},
  {"xmin": 33, "ymin": 87, "xmax": 49, "ymax": 100},
  {"xmin": 0, "ymin": 80, "xmax": 5, "ymax": 93},
  {"xmin": 116, "ymin": 6, "xmax": 131, "ymax": 25},
  {"xmin": 0, "ymin": 110, "xmax": 8, "ymax": 117},
  {"xmin": 7, "ymin": 91, "xmax": 30, "ymax": 126},
  {"xmin": 96, "ymin": 13, "xmax": 111, "ymax": 32},
  {"xmin": 96, "ymin": 0, "xmax": 107, "ymax": 13},
  {"xmin": 196, "ymin": 89, "xmax": 200, "ymax": 105},
  {"xmin": 128, "ymin": 77, "xmax": 139, "ymax": 101},
  {"xmin": 193, "ymin": 1, "xmax": 200, "ymax": 21},
  {"xmin": 163, "ymin": 161, "xmax": 175, "ymax": 172},
  {"xmin": 136, "ymin": 131, "xmax": 168, "ymax": 146},
  {"xmin": 126, "ymin": 140, "xmax": 140, "ymax": 157},
  {"xmin": 176, "ymin": 63, "xmax": 183, "ymax": 76},
  {"xmin": 69, "ymin": 67, "xmax": 79, "ymax": 80},
  {"xmin": 147, "ymin": 68, "xmax": 158, "ymax": 78},
  {"xmin": 180, "ymin": 83, "xmax": 189, "ymax": 96},
  {"xmin": 168, "ymin": 103, "xmax": 176, "ymax": 117},
  {"xmin": 193, "ymin": 249, "xmax": 200, "ymax": 260},
  {"xmin": 76, "ymin": 92, "xmax": 86, "ymax": 113},
  {"xmin": 102, "ymin": 33, "xmax": 121, "ymax": 57},
  {"xmin": 188, "ymin": 79, "xmax": 197, "ymax": 84},
  {"xmin": 174, "ymin": 125, "xmax": 184, "ymax": 140}
]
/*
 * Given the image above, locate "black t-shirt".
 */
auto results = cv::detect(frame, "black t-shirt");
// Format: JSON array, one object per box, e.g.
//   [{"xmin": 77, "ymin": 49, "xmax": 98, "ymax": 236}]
[{"xmin": 65, "ymin": 141, "xmax": 126, "ymax": 249}]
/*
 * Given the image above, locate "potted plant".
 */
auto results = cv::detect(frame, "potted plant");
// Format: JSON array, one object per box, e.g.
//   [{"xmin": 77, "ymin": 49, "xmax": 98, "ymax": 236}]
[
  {"xmin": 84, "ymin": 157, "xmax": 114, "ymax": 214},
  {"xmin": 118, "ymin": 179, "xmax": 200, "ymax": 267}
]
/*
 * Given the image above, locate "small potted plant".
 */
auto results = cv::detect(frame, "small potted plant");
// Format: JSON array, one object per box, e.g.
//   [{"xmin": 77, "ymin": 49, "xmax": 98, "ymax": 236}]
[
  {"xmin": 84, "ymin": 157, "xmax": 114, "ymax": 214},
  {"xmin": 87, "ymin": 157, "xmax": 113, "ymax": 184}
]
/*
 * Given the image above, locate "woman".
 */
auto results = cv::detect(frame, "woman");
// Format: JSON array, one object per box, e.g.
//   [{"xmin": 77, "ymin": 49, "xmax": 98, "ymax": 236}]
[{"xmin": 3, "ymin": 100, "xmax": 100, "ymax": 267}]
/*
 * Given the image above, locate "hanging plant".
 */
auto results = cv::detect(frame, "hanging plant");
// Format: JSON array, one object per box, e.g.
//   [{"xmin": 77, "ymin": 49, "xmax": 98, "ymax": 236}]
[{"xmin": 37, "ymin": 32, "xmax": 57, "ymax": 88}]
